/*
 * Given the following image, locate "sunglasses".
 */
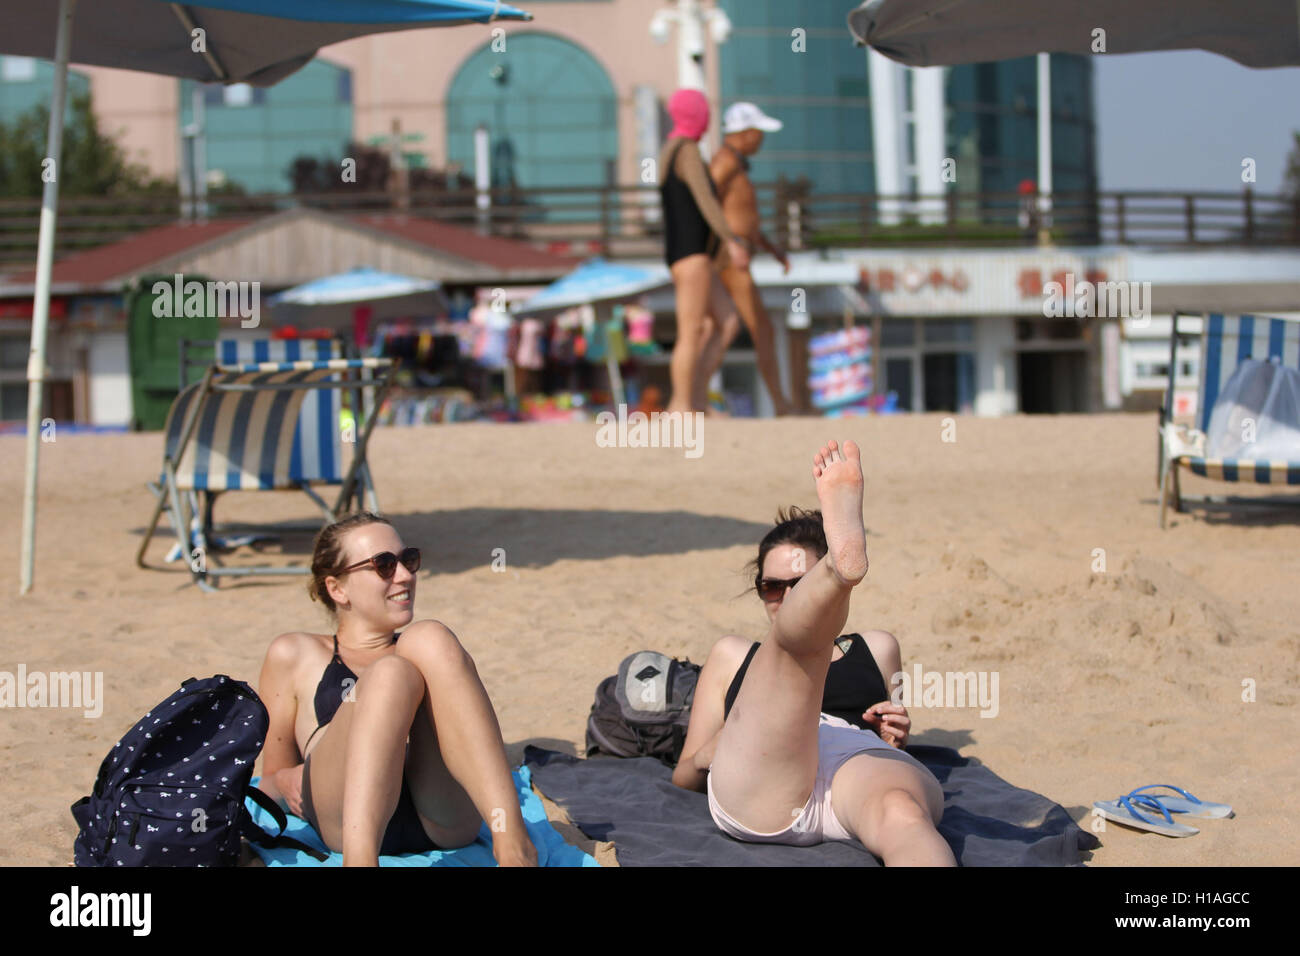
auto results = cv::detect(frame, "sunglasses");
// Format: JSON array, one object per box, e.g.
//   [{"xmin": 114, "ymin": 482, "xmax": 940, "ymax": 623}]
[
  {"xmin": 756, "ymin": 575, "xmax": 802, "ymax": 602},
  {"xmin": 337, "ymin": 547, "xmax": 421, "ymax": 580}
]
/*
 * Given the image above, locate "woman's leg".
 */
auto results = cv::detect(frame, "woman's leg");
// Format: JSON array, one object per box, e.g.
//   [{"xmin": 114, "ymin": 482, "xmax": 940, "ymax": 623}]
[
  {"xmin": 710, "ymin": 439, "xmax": 869, "ymax": 832},
  {"xmin": 830, "ymin": 753, "xmax": 956, "ymax": 866},
  {"xmin": 668, "ymin": 254, "xmax": 713, "ymax": 413},
  {"xmin": 395, "ymin": 621, "xmax": 536, "ymax": 866},
  {"xmin": 692, "ymin": 274, "xmax": 741, "ymax": 410},
  {"xmin": 719, "ymin": 265, "xmax": 794, "ymax": 415},
  {"xmin": 301, "ymin": 654, "xmax": 425, "ymax": 865}
]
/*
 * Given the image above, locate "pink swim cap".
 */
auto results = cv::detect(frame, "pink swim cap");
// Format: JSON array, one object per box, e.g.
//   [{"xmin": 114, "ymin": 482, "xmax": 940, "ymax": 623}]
[{"xmin": 667, "ymin": 88, "xmax": 710, "ymax": 141}]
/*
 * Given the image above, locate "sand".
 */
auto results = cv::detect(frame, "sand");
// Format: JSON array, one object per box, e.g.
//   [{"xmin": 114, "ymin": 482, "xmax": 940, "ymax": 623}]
[{"xmin": 2, "ymin": 413, "xmax": 1298, "ymax": 866}]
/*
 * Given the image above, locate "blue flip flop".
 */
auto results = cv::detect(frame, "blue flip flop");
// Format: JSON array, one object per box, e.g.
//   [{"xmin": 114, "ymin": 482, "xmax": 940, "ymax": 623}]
[
  {"xmin": 1093, "ymin": 793, "xmax": 1200, "ymax": 837},
  {"xmin": 1127, "ymin": 784, "xmax": 1234, "ymax": 819}
]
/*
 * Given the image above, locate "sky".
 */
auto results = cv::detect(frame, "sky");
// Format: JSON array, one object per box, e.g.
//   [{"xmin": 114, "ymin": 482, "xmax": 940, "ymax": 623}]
[{"xmin": 1094, "ymin": 51, "xmax": 1300, "ymax": 193}]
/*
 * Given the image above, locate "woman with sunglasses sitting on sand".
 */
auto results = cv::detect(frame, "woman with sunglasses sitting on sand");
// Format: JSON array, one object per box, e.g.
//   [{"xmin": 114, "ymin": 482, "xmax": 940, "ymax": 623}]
[
  {"xmin": 254, "ymin": 512, "xmax": 537, "ymax": 866},
  {"xmin": 672, "ymin": 439, "xmax": 955, "ymax": 865}
]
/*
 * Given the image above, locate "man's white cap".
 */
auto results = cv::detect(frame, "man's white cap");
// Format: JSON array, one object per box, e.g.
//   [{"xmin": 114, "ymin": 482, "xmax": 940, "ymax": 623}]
[{"xmin": 722, "ymin": 102, "xmax": 782, "ymax": 134}]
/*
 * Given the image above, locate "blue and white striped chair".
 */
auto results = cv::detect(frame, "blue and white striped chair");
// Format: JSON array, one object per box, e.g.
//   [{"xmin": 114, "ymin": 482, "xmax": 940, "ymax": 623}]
[
  {"xmin": 1158, "ymin": 312, "xmax": 1300, "ymax": 527},
  {"xmin": 137, "ymin": 337, "xmax": 394, "ymax": 590}
]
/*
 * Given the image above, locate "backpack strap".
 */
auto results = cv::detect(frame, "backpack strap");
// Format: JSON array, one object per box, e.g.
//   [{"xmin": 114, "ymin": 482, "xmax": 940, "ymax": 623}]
[{"xmin": 241, "ymin": 786, "xmax": 330, "ymax": 862}]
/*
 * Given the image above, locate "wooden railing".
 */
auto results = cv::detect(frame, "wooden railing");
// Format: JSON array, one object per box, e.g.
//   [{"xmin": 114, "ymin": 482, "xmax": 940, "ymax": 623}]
[{"xmin": 0, "ymin": 184, "xmax": 1296, "ymax": 273}]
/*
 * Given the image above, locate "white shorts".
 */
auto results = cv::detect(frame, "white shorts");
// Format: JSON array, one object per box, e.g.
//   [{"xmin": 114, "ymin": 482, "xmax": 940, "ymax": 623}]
[{"xmin": 707, "ymin": 713, "xmax": 926, "ymax": 846}]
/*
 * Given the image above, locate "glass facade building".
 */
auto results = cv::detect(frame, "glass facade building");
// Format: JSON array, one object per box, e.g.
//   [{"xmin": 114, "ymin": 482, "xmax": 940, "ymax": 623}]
[
  {"xmin": 946, "ymin": 55, "xmax": 1097, "ymax": 199},
  {"xmin": 716, "ymin": 1, "xmax": 874, "ymax": 195},
  {"xmin": 180, "ymin": 59, "xmax": 354, "ymax": 194},
  {"xmin": 716, "ymin": 1, "xmax": 1096, "ymax": 201},
  {"xmin": 0, "ymin": 55, "xmax": 90, "ymax": 123}
]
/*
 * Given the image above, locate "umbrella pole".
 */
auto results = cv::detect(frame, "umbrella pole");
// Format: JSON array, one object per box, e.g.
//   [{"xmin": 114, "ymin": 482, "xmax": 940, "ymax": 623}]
[
  {"xmin": 20, "ymin": 0, "xmax": 76, "ymax": 595},
  {"xmin": 1036, "ymin": 52, "xmax": 1053, "ymax": 246}
]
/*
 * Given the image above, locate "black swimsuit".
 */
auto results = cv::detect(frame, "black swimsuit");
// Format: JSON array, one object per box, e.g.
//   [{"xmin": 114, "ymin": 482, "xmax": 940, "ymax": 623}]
[
  {"xmin": 660, "ymin": 138, "xmax": 723, "ymax": 267},
  {"xmin": 298, "ymin": 633, "xmax": 441, "ymax": 856},
  {"xmin": 723, "ymin": 633, "xmax": 891, "ymax": 729}
]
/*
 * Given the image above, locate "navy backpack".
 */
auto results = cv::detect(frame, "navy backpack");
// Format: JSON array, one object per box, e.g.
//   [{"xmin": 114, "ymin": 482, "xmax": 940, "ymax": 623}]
[{"xmin": 71, "ymin": 674, "xmax": 327, "ymax": 866}]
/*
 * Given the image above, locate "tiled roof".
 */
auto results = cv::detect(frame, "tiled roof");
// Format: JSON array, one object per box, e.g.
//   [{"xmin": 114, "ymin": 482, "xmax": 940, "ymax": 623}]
[
  {"xmin": 353, "ymin": 214, "xmax": 578, "ymax": 271},
  {"xmin": 11, "ymin": 219, "xmax": 254, "ymax": 287},
  {"xmin": 4, "ymin": 210, "xmax": 578, "ymax": 291}
]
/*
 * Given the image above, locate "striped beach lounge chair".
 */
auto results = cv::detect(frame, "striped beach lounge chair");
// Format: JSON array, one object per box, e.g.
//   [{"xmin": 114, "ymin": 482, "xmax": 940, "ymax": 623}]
[
  {"xmin": 136, "ymin": 337, "xmax": 395, "ymax": 590},
  {"xmin": 1158, "ymin": 311, "xmax": 1300, "ymax": 528}
]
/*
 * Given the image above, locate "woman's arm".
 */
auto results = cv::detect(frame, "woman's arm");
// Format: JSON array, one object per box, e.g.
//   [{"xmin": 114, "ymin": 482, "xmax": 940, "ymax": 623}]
[
  {"xmin": 672, "ymin": 635, "xmax": 750, "ymax": 791},
  {"xmin": 861, "ymin": 629, "xmax": 910, "ymax": 748},
  {"xmin": 255, "ymin": 633, "xmax": 306, "ymax": 813},
  {"xmin": 672, "ymin": 141, "xmax": 749, "ymax": 268}
]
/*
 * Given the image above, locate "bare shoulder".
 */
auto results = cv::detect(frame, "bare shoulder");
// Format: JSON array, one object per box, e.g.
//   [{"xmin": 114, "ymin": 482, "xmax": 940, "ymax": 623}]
[
  {"xmin": 861, "ymin": 629, "xmax": 899, "ymax": 654},
  {"xmin": 702, "ymin": 634, "xmax": 754, "ymax": 683},
  {"xmin": 263, "ymin": 630, "xmax": 329, "ymax": 672},
  {"xmin": 711, "ymin": 145, "xmax": 738, "ymax": 177},
  {"xmin": 861, "ymin": 629, "xmax": 901, "ymax": 673}
]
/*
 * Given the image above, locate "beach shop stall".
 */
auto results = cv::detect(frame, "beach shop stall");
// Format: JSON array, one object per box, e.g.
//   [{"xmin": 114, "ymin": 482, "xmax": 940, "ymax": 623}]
[
  {"xmin": 366, "ymin": 287, "xmax": 517, "ymax": 425},
  {"xmin": 507, "ymin": 259, "xmax": 670, "ymax": 420}
]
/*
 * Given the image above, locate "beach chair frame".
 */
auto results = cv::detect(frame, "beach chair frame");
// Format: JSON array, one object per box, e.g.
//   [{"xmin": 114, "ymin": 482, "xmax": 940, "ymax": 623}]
[
  {"xmin": 136, "ymin": 342, "xmax": 395, "ymax": 591},
  {"xmin": 1157, "ymin": 310, "xmax": 1300, "ymax": 527},
  {"xmin": 175, "ymin": 336, "xmax": 380, "ymax": 533}
]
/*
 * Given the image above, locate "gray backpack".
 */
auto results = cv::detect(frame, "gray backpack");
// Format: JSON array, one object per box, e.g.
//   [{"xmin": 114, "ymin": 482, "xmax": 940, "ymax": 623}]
[{"xmin": 585, "ymin": 651, "xmax": 700, "ymax": 767}]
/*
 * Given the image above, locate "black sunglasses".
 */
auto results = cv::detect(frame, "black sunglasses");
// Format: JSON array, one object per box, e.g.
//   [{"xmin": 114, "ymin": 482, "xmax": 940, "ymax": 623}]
[
  {"xmin": 337, "ymin": 547, "xmax": 421, "ymax": 580},
  {"xmin": 756, "ymin": 575, "xmax": 802, "ymax": 602}
]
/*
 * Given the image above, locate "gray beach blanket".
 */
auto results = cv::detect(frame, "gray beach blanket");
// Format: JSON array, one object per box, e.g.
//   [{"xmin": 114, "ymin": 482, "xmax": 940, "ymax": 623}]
[{"xmin": 524, "ymin": 745, "xmax": 1099, "ymax": 866}]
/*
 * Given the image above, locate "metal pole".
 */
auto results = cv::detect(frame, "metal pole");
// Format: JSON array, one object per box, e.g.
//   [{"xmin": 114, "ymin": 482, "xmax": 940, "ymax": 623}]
[
  {"xmin": 20, "ymin": 0, "xmax": 76, "ymax": 595},
  {"xmin": 20, "ymin": 0, "xmax": 75, "ymax": 595},
  {"xmin": 1036, "ymin": 52, "xmax": 1053, "ymax": 245},
  {"xmin": 474, "ymin": 124, "xmax": 491, "ymax": 234},
  {"xmin": 193, "ymin": 83, "xmax": 207, "ymax": 221}
]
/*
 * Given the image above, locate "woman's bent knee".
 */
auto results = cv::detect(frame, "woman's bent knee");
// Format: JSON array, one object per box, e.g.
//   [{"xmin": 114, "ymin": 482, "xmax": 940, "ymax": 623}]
[
  {"xmin": 395, "ymin": 621, "xmax": 475, "ymax": 673},
  {"xmin": 361, "ymin": 653, "xmax": 425, "ymax": 700},
  {"xmin": 880, "ymin": 788, "xmax": 932, "ymax": 828}
]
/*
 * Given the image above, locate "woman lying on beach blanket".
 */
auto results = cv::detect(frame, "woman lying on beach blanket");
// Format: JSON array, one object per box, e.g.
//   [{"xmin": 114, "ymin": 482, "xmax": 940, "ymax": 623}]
[
  {"xmin": 254, "ymin": 512, "xmax": 538, "ymax": 866},
  {"xmin": 672, "ymin": 440, "xmax": 955, "ymax": 865}
]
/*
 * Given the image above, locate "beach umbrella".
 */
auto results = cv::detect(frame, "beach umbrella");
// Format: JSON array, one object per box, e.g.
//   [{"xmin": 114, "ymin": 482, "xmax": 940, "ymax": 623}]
[
  {"xmin": 846, "ymin": 0, "xmax": 1300, "ymax": 68},
  {"xmin": 268, "ymin": 267, "xmax": 449, "ymax": 310},
  {"xmin": 12, "ymin": 0, "xmax": 533, "ymax": 594},
  {"xmin": 267, "ymin": 267, "xmax": 451, "ymax": 341},
  {"xmin": 517, "ymin": 258, "xmax": 671, "ymax": 314}
]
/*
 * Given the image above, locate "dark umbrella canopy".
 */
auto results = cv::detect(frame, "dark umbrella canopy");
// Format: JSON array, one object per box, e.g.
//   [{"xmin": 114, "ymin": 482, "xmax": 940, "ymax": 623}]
[
  {"xmin": 848, "ymin": 0, "xmax": 1300, "ymax": 69},
  {"xmin": 5, "ymin": 0, "xmax": 531, "ymax": 85}
]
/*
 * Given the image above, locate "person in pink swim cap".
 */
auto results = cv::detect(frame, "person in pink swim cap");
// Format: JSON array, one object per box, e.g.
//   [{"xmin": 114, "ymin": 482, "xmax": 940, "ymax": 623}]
[{"xmin": 657, "ymin": 88, "xmax": 749, "ymax": 414}]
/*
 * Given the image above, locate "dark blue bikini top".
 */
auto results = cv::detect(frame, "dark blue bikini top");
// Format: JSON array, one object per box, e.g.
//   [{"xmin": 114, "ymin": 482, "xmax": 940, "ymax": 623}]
[{"xmin": 311, "ymin": 632, "xmax": 400, "ymax": 730}]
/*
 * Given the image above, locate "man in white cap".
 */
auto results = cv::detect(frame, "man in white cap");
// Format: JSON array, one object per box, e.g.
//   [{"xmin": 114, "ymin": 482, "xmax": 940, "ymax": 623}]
[{"xmin": 694, "ymin": 101, "xmax": 794, "ymax": 415}]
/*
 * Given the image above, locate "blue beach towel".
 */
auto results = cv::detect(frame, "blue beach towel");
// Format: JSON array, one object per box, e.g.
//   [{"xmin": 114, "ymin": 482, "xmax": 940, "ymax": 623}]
[{"xmin": 246, "ymin": 766, "xmax": 599, "ymax": 867}]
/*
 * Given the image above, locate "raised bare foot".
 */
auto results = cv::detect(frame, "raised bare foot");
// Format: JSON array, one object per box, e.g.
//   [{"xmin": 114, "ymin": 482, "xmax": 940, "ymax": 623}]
[{"xmin": 812, "ymin": 439, "xmax": 868, "ymax": 586}]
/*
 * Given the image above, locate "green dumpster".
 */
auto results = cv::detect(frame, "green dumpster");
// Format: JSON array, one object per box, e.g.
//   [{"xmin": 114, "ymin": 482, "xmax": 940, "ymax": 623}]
[{"xmin": 126, "ymin": 275, "xmax": 219, "ymax": 431}]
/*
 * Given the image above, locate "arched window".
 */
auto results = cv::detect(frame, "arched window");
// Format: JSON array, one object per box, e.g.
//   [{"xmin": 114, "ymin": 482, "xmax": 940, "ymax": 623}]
[{"xmin": 446, "ymin": 32, "xmax": 617, "ymax": 193}]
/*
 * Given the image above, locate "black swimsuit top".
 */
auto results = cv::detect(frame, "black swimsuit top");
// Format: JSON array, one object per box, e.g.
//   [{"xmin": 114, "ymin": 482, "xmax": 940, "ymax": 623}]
[
  {"xmin": 306, "ymin": 633, "xmax": 400, "ymax": 748},
  {"xmin": 660, "ymin": 138, "xmax": 722, "ymax": 266},
  {"xmin": 722, "ymin": 633, "xmax": 890, "ymax": 730}
]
